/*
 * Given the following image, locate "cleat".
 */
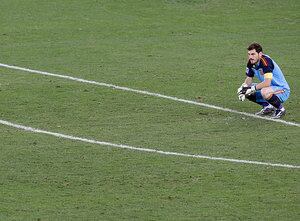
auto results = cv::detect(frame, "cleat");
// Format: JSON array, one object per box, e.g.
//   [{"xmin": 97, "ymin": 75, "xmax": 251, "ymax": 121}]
[
  {"xmin": 271, "ymin": 108, "xmax": 286, "ymax": 119},
  {"xmin": 255, "ymin": 105, "xmax": 275, "ymax": 116}
]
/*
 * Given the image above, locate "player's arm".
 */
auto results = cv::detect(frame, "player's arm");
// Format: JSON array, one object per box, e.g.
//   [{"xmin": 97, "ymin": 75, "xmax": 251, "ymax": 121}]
[
  {"xmin": 254, "ymin": 73, "xmax": 272, "ymax": 90},
  {"xmin": 237, "ymin": 63, "xmax": 255, "ymax": 99},
  {"xmin": 237, "ymin": 76, "xmax": 252, "ymax": 92},
  {"xmin": 241, "ymin": 72, "xmax": 272, "ymax": 97},
  {"xmin": 255, "ymin": 56, "xmax": 274, "ymax": 90},
  {"xmin": 243, "ymin": 62, "xmax": 254, "ymax": 86},
  {"xmin": 244, "ymin": 76, "xmax": 253, "ymax": 86}
]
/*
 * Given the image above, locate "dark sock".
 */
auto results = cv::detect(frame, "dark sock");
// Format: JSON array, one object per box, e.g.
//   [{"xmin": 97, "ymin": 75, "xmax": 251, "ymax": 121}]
[
  {"xmin": 246, "ymin": 94, "xmax": 269, "ymax": 107},
  {"xmin": 267, "ymin": 94, "xmax": 282, "ymax": 109},
  {"xmin": 260, "ymin": 102, "xmax": 270, "ymax": 107}
]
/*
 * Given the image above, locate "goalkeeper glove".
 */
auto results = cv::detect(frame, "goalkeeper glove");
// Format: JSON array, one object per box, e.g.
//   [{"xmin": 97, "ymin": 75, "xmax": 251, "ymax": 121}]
[
  {"xmin": 237, "ymin": 85, "xmax": 256, "ymax": 96},
  {"xmin": 244, "ymin": 85, "xmax": 256, "ymax": 96},
  {"xmin": 238, "ymin": 94, "xmax": 246, "ymax": 101},
  {"xmin": 237, "ymin": 83, "xmax": 248, "ymax": 101},
  {"xmin": 237, "ymin": 84, "xmax": 256, "ymax": 101},
  {"xmin": 237, "ymin": 83, "xmax": 248, "ymax": 95}
]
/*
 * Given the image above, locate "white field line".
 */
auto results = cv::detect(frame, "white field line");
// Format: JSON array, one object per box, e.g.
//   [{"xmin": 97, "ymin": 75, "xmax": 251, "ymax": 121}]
[
  {"xmin": 0, "ymin": 119, "xmax": 299, "ymax": 169},
  {"xmin": 0, "ymin": 63, "xmax": 299, "ymax": 128}
]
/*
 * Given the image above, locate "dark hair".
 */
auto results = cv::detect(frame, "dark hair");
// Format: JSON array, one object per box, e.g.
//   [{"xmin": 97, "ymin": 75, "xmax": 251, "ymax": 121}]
[{"xmin": 247, "ymin": 42, "xmax": 263, "ymax": 53}]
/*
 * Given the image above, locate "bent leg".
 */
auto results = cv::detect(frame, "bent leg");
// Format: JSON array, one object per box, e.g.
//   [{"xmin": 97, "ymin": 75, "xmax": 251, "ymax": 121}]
[
  {"xmin": 246, "ymin": 91, "xmax": 269, "ymax": 107},
  {"xmin": 246, "ymin": 90, "xmax": 275, "ymax": 116}
]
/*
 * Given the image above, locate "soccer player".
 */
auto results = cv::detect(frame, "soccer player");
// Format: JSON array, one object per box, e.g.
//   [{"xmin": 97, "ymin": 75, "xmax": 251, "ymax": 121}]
[{"xmin": 237, "ymin": 42, "xmax": 290, "ymax": 119}]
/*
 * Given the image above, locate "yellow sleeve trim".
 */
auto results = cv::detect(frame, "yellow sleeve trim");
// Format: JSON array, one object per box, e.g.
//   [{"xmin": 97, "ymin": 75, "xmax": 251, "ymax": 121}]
[{"xmin": 264, "ymin": 72, "xmax": 273, "ymax": 79}]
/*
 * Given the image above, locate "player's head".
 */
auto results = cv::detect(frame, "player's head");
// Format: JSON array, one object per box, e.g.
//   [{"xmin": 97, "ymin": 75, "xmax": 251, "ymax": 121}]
[{"xmin": 247, "ymin": 42, "xmax": 263, "ymax": 65}]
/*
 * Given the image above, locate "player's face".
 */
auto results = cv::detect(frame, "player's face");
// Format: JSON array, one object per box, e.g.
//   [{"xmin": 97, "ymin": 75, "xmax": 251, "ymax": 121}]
[{"xmin": 248, "ymin": 49, "xmax": 261, "ymax": 65}]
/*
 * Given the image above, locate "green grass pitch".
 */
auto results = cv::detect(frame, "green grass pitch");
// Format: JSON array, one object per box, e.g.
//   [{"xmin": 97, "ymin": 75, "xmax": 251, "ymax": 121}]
[{"xmin": 0, "ymin": 0, "xmax": 299, "ymax": 220}]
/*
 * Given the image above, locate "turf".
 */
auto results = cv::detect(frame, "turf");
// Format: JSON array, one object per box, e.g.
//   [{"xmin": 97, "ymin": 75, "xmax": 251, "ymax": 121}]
[{"xmin": 0, "ymin": 0, "xmax": 299, "ymax": 220}]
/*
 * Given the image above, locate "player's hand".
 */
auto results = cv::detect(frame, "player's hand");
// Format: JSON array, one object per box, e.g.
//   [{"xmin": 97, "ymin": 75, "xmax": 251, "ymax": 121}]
[
  {"xmin": 238, "ymin": 94, "xmax": 245, "ymax": 101},
  {"xmin": 237, "ymin": 83, "xmax": 248, "ymax": 101},
  {"xmin": 237, "ymin": 85, "xmax": 256, "ymax": 96},
  {"xmin": 237, "ymin": 83, "xmax": 248, "ymax": 94},
  {"xmin": 237, "ymin": 83, "xmax": 255, "ymax": 101},
  {"xmin": 245, "ymin": 85, "xmax": 256, "ymax": 96}
]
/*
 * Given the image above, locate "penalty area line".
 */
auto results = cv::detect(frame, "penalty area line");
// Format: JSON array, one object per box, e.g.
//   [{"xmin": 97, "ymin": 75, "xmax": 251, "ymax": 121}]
[
  {"xmin": 0, "ymin": 63, "xmax": 299, "ymax": 127},
  {"xmin": 0, "ymin": 119, "xmax": 299, "ymax": 169}
]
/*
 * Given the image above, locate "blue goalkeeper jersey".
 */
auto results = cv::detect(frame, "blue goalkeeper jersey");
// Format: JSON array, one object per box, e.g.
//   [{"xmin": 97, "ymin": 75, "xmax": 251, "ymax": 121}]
[{"xmin": 246, "ymin": 54, "xmax": 290, "ymax": 91}]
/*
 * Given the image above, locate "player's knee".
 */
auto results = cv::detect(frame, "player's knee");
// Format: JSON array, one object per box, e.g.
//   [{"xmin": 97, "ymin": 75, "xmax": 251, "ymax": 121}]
[{"xmin": 261, "ymin": 88, "xmax": 273, "ymax": 100}]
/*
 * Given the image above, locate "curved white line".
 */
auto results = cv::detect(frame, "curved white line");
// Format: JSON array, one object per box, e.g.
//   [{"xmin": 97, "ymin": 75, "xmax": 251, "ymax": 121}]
[{"xmin": 0, "ymin": 119, "xmax": 299, "ymax": 169}]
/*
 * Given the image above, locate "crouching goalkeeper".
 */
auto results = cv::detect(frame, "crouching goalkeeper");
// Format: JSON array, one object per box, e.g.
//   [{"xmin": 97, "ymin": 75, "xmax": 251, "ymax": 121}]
[{"xmin": 237, "ymin": 42, "xmax": 290, "ymax": 119}]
